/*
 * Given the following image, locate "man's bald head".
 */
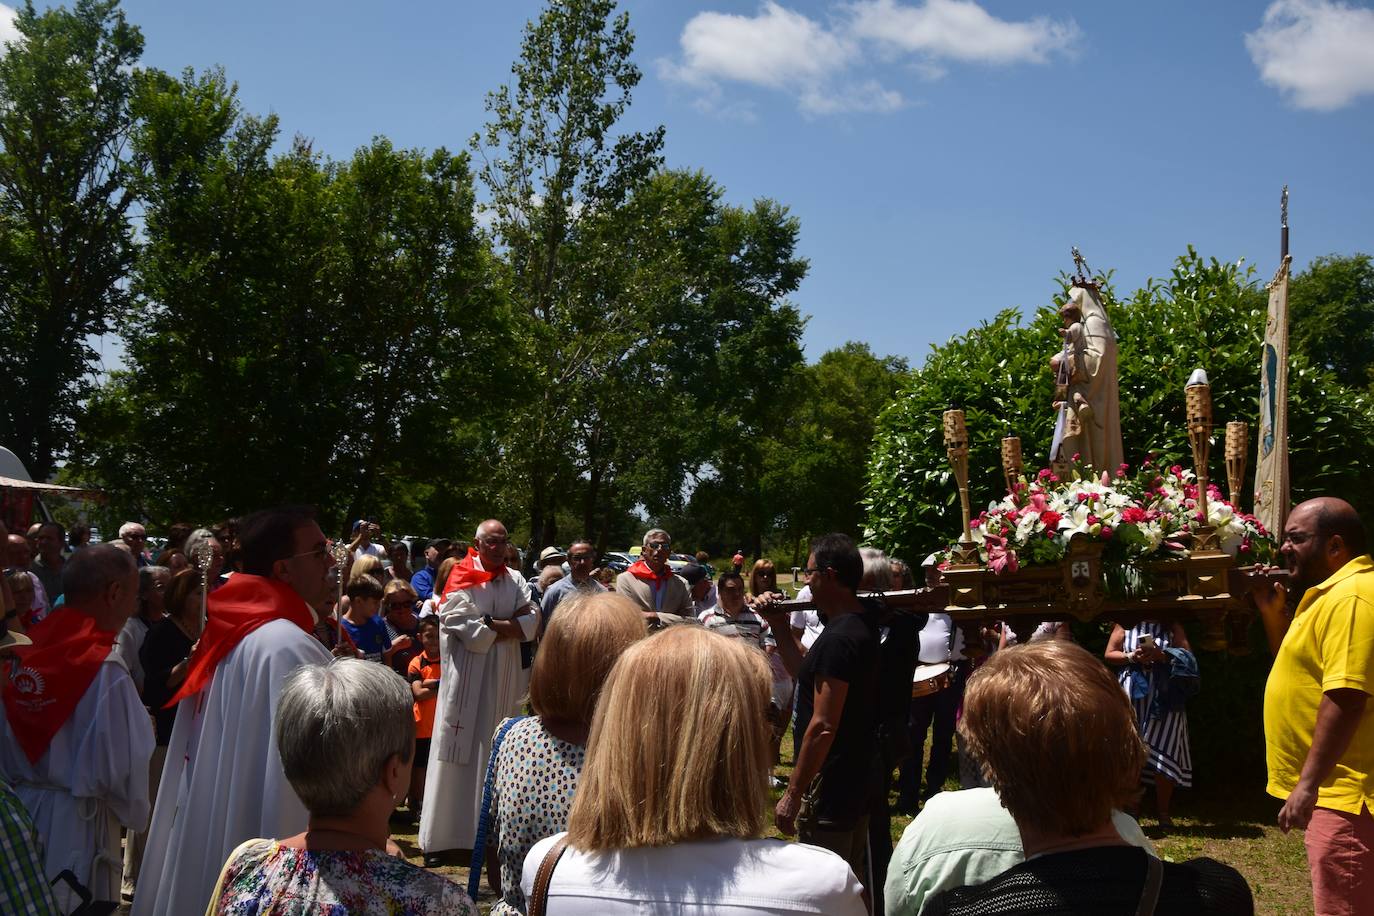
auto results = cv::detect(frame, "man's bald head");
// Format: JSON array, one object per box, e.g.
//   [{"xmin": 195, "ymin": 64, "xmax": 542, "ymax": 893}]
[
  {"xmin": 1283, "ymin": 498, "xmax": 1369, "ymax": 592},
  {"xmin": 475, "ymin": 519, "xmax": 506, "ymax": 540},
  {"xmin": 1292, "ymin": 498, "xmax": 1367, "ymax": 557}
]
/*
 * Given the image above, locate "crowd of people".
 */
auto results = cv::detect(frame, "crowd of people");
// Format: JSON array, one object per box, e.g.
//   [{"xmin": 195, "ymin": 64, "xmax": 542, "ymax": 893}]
[{"xmin": 0, "ymin": 496, "xmax": 1369, "ymax": 914}]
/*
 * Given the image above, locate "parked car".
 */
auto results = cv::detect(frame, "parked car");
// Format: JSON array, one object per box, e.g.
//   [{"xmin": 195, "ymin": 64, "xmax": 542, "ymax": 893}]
[
  {"xmin": 667, "ymin": 553, "xmax": 696, "ymax": 573},
  {"xmin": 602, "ymin": 551, "xmax": 634, "ymax": 573}
]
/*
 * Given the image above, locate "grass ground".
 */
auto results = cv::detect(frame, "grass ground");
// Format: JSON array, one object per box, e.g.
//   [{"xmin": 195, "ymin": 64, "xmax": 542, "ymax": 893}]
[{"xmin": 392, "ymin": 731, "xmax": 1312, "ymax": 915}]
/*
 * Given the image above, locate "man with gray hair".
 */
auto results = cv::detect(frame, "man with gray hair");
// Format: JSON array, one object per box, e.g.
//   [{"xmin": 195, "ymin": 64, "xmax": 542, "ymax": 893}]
[
  {"xmin": 419, "ymin": 519, "xmax": 538, "ymax": 864},
  {"xmin": 119, "ymin": 522, "xmax": 151, "ymax": 567},
  {"xmin": 616, "ymin": 528, "xmax": 693, "ymax": 625},
  {"xmin": 1, "ymin": 544, "xmax": 155, "ymax": 910}
]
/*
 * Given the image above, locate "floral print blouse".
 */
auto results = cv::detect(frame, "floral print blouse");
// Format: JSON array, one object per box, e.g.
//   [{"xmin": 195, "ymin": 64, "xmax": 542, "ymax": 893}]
[{"xmin": 208, "ymin": 838, "xmax": 477, "ymax": 916}]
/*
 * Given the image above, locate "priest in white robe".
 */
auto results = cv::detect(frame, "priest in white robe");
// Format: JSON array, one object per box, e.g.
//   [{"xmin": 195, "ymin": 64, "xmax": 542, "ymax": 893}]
[
  {"xmin": 1, "ymin": 545, "xmax": 154, "ymax": 911},
  {"xmin": 132, "ymin": 507, "xmax": 334, "ymax": 916},
  {"xmin": 419, "ymin": 519, "xmax": 538, "ymax": 859}
]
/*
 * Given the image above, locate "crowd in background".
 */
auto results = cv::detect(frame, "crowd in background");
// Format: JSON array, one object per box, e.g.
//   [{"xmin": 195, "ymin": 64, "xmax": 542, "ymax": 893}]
[{"xmin": 1, "ymin": 498, "xmax": 1370, "ymax": 914}]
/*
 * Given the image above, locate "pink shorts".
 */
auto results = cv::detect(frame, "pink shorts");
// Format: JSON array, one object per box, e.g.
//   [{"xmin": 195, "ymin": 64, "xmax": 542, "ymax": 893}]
[{"xmin": 1306, "ymin": 804, "xmax": 1374, "ymax": 916}]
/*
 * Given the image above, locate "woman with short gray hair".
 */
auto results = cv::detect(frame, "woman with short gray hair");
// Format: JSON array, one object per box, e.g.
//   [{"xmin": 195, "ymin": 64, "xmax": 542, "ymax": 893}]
[{"xmin": 207, "ymin": 659, "xmax": 476, "ymax": 915}]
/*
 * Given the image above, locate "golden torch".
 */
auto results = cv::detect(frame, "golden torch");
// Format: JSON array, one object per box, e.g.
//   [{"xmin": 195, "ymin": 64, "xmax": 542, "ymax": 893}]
[
  {"xmin": 945, "ymin": 409, "xmax": 981, "ymax": 567},
  {"xmin": 1001, "ymin": 436, "xmax": 1022, "ymax": 495},
  {"xmin": 1225, "ymin": 421, "xmax": 1248, "ymax": 510},
  {"xmin": 1186, "ymin": 369, "xmax": 1222, "ymax": 556}
]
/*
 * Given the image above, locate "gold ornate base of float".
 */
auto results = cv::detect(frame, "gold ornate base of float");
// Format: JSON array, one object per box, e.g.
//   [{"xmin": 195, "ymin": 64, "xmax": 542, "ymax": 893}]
[{"xmin": 939, "ymin": 534, "xmax": 1280, "ymax": 657}]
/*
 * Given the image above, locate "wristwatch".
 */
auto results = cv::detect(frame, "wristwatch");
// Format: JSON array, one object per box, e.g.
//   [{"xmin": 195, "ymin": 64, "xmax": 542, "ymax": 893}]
[{"xmin": 483, "ymin": 614, "xmax": 494, "ymax": 628}]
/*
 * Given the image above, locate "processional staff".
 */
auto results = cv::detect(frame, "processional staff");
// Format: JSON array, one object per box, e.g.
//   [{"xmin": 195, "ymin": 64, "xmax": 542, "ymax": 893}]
[{"xmin": 192, "ymin": 540, "xmax": 213, "ymax": 629}]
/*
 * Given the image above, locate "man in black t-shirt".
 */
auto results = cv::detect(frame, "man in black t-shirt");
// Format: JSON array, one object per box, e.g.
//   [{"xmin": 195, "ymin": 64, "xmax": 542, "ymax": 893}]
[{"xmin": 762, "ymin": 533, "xmax": 879, "ymax": 899}]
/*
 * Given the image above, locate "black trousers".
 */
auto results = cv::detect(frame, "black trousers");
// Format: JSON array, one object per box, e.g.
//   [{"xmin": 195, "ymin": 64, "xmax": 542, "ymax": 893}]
[{"xmin": 896, "ymin": 661, "xmax": 969, "ymax": 804}]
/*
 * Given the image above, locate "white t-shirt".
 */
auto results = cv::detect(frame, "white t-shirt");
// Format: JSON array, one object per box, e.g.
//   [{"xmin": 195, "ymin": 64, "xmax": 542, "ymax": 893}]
[
  {"xmin": 788, "ymin": 586, "xmax": 825, "ymax": 651},
  {"xmin": 521, "ymin": 833, "xmax": 866, "ymax": 915},
  {"xmin": 917, "ymin": 612, "xmax": 967, "ymax": 663},
  {"xmin": 351, "ymin": 542, "xmax": 387, "ymax": 563}
]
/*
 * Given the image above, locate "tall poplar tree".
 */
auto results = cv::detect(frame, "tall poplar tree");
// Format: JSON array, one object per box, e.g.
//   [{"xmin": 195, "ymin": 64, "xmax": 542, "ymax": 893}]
[{"xmin": 0, "ymin": 0, "xmax": 142, "ymax": 478}]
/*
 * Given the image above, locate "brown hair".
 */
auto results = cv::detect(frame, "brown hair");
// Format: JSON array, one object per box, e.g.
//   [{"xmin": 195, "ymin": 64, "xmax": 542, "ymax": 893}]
[
  {"xmin": 958, "ymin": 640, "xmax": 1144, "ymax": 836},
  {"xmin": 566, "ymin": 626, "xmax": 772, "ymax": 850},
  {"xmin": 748, "ymin": 558, "xmax": 777, "ymax": 597},
  {"xmin": 432, "ymin": 557, "xmax": 459, "ymax": 599},
  {"xmin": 527, "ymin": 592, "xmax": 645, "ymax": 728},
  {"xmin": 164, "ymin": 568, "xmax": 204, "ymax": 622}
]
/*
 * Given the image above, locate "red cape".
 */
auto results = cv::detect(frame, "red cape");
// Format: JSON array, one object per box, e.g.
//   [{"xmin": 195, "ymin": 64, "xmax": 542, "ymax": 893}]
[
  {"xmin": 439, "ymin": 548, "xmax": 505, "ymax": 600},
  {"xmin": 627, "ymin": 559, "xmax": 672, "ymax": 585},
  {"xmin": 3, "ymin": 607, "xmax": 117, "ymax": 764},
  {"xmin": 166, "ymin": 574, "xmax": 316, "ymax": 708}
]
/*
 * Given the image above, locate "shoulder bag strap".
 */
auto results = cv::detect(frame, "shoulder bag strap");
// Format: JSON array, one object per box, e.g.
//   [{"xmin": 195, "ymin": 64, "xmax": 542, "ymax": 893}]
[
  {"xmin": 527, "ymin": 834, "xmax": 571, "ymax": 916},
  {"xmin": 1135, "ymin": 852, "xmax": 1164, "ymax": 916},
  {"xmin": 466, "ymin": 715, "xmax": 528, "ymax": 898}
]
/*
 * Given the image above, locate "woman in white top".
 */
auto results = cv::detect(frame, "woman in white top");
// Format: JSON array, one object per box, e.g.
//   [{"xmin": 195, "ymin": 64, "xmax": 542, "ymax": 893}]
[
  {"xmin": 486, "ymin": 592, "xmax": 647, "ymax": 915},
  {"xmin": 522, "ymin": 626, "xmax": 867, "ymax": 915}
]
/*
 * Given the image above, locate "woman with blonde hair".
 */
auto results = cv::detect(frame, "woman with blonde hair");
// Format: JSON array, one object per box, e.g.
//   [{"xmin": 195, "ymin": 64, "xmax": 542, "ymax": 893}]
[
  {"xmin": 521, "ymin": 626, "xmax": 866, "ymax": 915},
  {"xmin": 484, "ymin": 592, "xmax": 646, "ymax": 914},
  {"xmin": 748, "ymin": 557, "xmax": 780, "ymax": 598}
]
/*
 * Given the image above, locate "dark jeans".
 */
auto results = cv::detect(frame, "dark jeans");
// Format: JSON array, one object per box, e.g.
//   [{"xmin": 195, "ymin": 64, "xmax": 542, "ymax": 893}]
[{"xmin": 897, "ymin": 661, "xmax": 969, "ymax": 805}]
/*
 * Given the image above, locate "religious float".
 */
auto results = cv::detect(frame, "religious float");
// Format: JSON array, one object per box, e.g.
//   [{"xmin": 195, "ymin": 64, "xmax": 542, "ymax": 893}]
[{"xmin": 785, "ymin": 225, "xmax": 1295, "ymax": 658}]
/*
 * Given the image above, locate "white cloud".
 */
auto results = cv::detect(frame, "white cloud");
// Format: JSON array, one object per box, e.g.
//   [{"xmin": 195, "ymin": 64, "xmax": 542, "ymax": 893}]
[
  {"xmin": 1245, "ymin": 0, "xmax": 1374, "ymax": 111},
  {"xmin": 661, "ymin": 0, "xmax": 1079, "ymax": 116},
  {"xmin": 849, "ymin": 0, "xmax": 1079, "ymax": 65},
  {"xmin": 800, "ymin": 79, "xmax": 905, "ymax": 115},
  {"xmin": 0, "ymin": 4, "xmax": 22, "ymax": 52},
  {"xmin": 664, "ymin": 2, "xmax": 854, "ymax": 90}
]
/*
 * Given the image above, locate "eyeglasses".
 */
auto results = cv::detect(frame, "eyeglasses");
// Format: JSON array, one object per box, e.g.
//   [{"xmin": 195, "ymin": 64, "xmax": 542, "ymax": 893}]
[
  {"xmin": 569, "ymin": 554, "xmax": 596, "ymax": 562},
  {"xmin": 478, "ymin": 537, "xmax": 509, "ymax": 548},
  {"xmin": 645, "ymin": 542, "xmax": 670, "ymax": 552},
  {"xmin": 802, "ymin": 565, "xmax": 830, "ymax": 576},
  {"xmin": 287, "ymin": 545, "xmax": 332, "ymax": 562},
  {"xmin": 388, "ymin": 599, "xmax": 415, "ymax": 609}
]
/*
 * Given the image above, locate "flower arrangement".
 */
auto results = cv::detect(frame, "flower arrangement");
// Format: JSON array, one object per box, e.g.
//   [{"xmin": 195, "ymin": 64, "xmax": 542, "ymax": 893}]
[{"xmin": 941, "ymin": 457, "xmax": 1276, "ymax": 586}]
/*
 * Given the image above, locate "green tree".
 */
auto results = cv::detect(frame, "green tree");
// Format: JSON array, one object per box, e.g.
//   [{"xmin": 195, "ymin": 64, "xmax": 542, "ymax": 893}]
[
  {"xmin": 73, "ymin": 68, "xmax": 510, "ymax": 531},
  {"xmin": 866, "ymin": 248, "xmax": 1374, "ymax": 562},
  {"xmin": 472, "ymin": 0, "xmax": 665, "ymax": 549},
  {"xmin": 1289, "ymin": 253, "xmax": 1374, "ymax": 390},
  {"xmin": 0, "ymin": 0, "xmax": 142, "ymax": 478},
  {"xmin": 761, "ymin": 342, "xmax": 908, "ymax": 563}
]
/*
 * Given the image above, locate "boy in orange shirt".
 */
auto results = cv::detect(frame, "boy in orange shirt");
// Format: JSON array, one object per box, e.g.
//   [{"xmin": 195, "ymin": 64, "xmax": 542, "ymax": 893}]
[{"xmin": 406, "ymin": 616, "xmax": 442, "ymax": 821}]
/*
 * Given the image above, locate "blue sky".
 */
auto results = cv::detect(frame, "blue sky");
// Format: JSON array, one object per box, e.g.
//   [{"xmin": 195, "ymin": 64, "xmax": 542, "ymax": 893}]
[{"xmin": 7, "ymin": 0, "xmax": 1374, "ymax": 366}]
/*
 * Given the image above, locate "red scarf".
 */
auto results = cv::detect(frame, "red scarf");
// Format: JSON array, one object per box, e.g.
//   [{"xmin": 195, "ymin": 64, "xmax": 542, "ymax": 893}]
[
  {"xmin": 440, "ymin": 548, "xmax": 505, "ymax": 599},
  {"xmin": 167, "ymin": 574, "xmax": 316, "ymax": 708},
  {"xmin": 3, "ymin": 607, "xmax": 116, "ymax": 764},
  {"xmin": 627, "ymin": 559, "xmax": 672, "ymax": 585}
]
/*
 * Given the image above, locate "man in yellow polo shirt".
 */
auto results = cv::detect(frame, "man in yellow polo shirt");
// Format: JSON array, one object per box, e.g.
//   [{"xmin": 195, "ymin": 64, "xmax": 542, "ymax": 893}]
[{"xmin": 1256, "ymin": 497, "xmax": 1373, "ymax": 916}]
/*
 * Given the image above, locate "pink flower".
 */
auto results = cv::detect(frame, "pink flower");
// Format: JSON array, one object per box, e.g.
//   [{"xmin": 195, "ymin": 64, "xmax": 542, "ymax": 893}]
[
  {"xmin": 1170, "ymin": 464, "xmax": 1184, "ymax": 478},
  {"xmin": 1121, "ymin": 507, "xmax": 1147, "ymax": 524},
  {"xmin": 1072, "ymin": 452, "xmax": 1081, "ymax": 462},
  {"xmin": 1038, "ymin": 468, "xmax": 1053, "ymax": 481},
  {"xmin": 1040, "ymin": 510, "xmax": 1063, "ymax": 528},
  {"xmin": 985, "ymin": 535, "xmax": 1019, "ymax": 575},
  {"xmin": 1101, "ymin": 526, "xmax": 1113, "ymax": 538}
]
